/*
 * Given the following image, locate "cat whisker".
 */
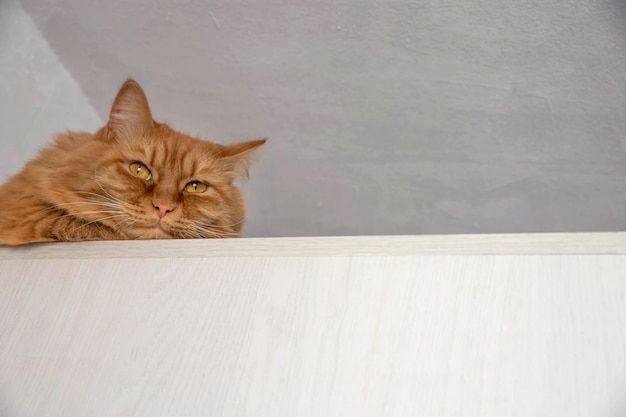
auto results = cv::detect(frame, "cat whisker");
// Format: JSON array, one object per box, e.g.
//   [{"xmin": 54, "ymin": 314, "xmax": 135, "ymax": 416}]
[
  {"xmin": 198, "ymin": 220, "xmax": 242, "ymax": 231},
  {"xmin": 173, "ymin": 224, "xmax": 212, "ymax": 239},
  {"xmin": 76, "ymin": 190, "xmax": 126, "ymax": 208},
  {"xmin": 56, "ymin": 210, "xmax": 125, "ymax": 221},
  {"xmin": 39, "ymin": 190, "xmax": 126, "ymax": 215},
  {"xmin": 54, "ymin": 200, "xmax": 124, "ymax": 211},
  {"xmin": 94, "ymin": 171, "xmax": 127, "ymax": 207},
  {"xmin": 46, "ymin": 187, "xmax": 122, "ymax": 205},
  {"xmin": 17, "ymin": 199, "xmax": 122, "ymax": 224},
  {"xmin": 71, "ymin": 214, "xmax": 129, "ymax": 232},
  {"xmin": 193, "ymin": 224, "xmax": 239, "ymax": 239},
  {"xmin": 200, "ymin": 218, "xmax": 247, "ymax": 230},
  {"xmin": 33, "ymin": 200, "xmax": 121, "ymax": 216}
]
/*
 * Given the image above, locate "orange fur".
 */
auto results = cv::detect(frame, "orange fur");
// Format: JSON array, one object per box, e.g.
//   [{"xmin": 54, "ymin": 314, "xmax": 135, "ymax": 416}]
[{"xmin": 0, "ymin": 79, "xmax": 265, "ymax": 245}]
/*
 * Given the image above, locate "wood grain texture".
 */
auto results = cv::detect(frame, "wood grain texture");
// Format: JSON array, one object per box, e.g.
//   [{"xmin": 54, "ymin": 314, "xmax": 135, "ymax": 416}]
[
  {"xmin": 1, "ymin": 231, "xmax": 626, "ymax": 259},
  {"xmin": 1, "ymin": 235, "xmax": 626, "ymax": 416}
]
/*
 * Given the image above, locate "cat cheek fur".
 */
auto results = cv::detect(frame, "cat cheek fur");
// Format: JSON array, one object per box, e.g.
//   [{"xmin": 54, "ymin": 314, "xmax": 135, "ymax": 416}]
[{"xmin": 0, "ymin": 79, "xmax": 265, "ymax": 245}]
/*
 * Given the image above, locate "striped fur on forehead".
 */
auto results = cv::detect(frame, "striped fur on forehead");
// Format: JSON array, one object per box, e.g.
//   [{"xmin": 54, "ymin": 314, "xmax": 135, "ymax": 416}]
[{"xmin": 118, "ymin": 127, "xmax": 234, "ymax": 185}]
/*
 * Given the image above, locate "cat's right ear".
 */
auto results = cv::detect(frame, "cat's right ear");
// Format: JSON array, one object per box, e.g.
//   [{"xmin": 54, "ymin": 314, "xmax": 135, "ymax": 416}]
[{"xmin": 106, "ymin": 79, "xmax": 154, "ymax": 141}]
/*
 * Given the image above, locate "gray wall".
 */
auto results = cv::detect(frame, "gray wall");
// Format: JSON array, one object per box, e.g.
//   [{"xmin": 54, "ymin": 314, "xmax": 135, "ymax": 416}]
[{"xmin": 7, "ymin": 0, "xmax": 626, "ymax": 236}]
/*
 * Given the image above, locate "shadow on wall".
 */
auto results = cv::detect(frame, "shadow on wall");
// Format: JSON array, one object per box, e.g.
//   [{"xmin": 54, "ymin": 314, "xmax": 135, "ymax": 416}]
[{"xmin": 0, "ymin": 0, "xmax": 101, "ymax": 180}]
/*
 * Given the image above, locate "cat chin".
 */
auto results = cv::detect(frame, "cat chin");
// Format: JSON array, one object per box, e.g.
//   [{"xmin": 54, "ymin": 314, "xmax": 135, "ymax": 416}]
[{"xmin": 133, "ymin": 227, "xmax": 174, "ymax": 240}]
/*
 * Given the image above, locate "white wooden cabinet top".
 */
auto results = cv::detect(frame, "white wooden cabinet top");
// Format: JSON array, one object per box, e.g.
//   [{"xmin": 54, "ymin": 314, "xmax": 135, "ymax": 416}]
[
  {"xmin": 1, "ymin": 233, "xmax": 626, "ymax": 417},
  {"xmin": 1, "ymin": 231, "xmax": 625, "ymax": 259}
]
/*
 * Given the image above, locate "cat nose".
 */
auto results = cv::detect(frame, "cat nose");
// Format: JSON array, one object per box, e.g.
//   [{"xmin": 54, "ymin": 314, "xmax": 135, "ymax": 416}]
[{"xmin": 153, "ymin": 201, "xmax": 176, "ymax": 218}]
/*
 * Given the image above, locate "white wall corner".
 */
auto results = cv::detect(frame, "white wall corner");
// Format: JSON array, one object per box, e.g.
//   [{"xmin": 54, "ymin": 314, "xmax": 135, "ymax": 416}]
[{"xmin": 0, "ymin": 0, "xmax": 102, "ymax": 179}]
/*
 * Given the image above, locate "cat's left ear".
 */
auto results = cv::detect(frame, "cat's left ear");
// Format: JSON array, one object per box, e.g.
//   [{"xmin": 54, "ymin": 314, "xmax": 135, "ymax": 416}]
[
  {"xmin": 220, "ymin": 138, "xmax": 267, "ymax": 181},
  {"xmin": 107, "ymin": 79, "xmax": 154, "ymax": 140}
]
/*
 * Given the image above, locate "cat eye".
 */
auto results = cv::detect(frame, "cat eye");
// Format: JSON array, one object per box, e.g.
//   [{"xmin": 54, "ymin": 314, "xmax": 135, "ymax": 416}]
[
  {"xmin": 129, "ymin": 162, "xmax": 152, "ymax": 181},
  {"xmin": 184, "ymin": 181, "xmax": 208, "ymax": 193}
]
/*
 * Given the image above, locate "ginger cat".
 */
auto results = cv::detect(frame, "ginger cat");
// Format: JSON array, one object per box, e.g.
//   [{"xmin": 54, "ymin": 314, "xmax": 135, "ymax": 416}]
[{"xmin": 0, "ymin": 79, "xmax": 265, "ymax": 245}]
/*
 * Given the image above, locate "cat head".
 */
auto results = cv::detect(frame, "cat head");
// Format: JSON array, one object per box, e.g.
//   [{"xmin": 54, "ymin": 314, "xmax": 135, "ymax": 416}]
[{"xmin": 87, "ymin": 79, "xmax": 265, "ymax": 239}]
